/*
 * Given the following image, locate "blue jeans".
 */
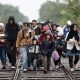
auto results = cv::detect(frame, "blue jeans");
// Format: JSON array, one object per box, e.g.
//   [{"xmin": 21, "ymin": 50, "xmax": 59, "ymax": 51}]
[
  {"xmin": 20, "ymin": 47, "xmax": 28, "ymax": 69},
  {"xmin": 33, "ymin": 59, "xmax": 37, "ymax": 71},
  {"xmin": 0, "ymin": 46, "xmax": 6, "ymax": 65}
]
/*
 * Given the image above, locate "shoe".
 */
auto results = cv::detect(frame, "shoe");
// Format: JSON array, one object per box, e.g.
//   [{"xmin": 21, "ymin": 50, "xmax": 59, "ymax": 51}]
[
  {"xmin": 11, "ymin": 66, "xmax": 16, "ymax": 69},
  {"xmin": 55, "ymin": 65, "xmax": 59, "ymax": 69},
  {"xmin": 33, "ymin": 70, "xmax": 36, "ymax": 74},
  {"xmin": 23, "ymin": 69, "xmax": 27, "ymax": 72},
  {"xmin": 2, "ymin": 66, "xmax": 6, "ymax": 69},
  {"xmin": 20, "ymin": 67, "xmax": 23, "ymax": 71},
  {"xmin": 44, "ymin": 70, "xmax": 47, "ymax": 74},
  {"xmin": 74, "ymin": 65, "xmax": 79, "ymax": 69},
  {"xmin": 70, "ymin": 68, "xmax": 74, "ymax": 71},
  {"xmin": 8, "ymin": 63, "xmax": 12, "ymax": 67}
]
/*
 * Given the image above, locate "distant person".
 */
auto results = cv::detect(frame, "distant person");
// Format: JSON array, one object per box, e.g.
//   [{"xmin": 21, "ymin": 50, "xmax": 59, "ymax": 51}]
[
  {"xmin": 31, "ymin": 20, "xmax": 41, "ymax": 39},
  {"xmin": 5, "ymin": 16, "xmax": 20, "ymax": 68},
  {"xmin": 43, "ymin": 20, "xmax": 53, "ymax": 32},
  {"xmin": 63, "ymin": 20, "xmax": 72, "ymax": 39}
]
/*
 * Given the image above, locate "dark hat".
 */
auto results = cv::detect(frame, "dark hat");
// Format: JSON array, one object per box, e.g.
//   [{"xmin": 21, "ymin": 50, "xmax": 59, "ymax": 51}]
[
  {"xmin": 45, "ymin": 20, "xmax": 53, "ymax": 25},
  {"xmin": 32, "ymin": 20, "xmax": 37, "ymax": 22},
  {"xmin": 9, "ymin": 16, "xmax": 14, "ymax": 20}
]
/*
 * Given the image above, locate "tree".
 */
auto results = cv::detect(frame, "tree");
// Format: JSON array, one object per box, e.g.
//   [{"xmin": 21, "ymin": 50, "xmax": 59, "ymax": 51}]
[
  {"xmin": 62, "ymin": 0, "xmax": 80, "ymax": 25},
  {"xmin": 0, "ymin": 4, "xmax": 29, "ymax": 25},
  {"xmin": 39, "ymin": 0, "xmax": 80, "ymax": 26},
  {"xmin": 39, "ymin": 1, "xmax": 67, "ymax": 25}
]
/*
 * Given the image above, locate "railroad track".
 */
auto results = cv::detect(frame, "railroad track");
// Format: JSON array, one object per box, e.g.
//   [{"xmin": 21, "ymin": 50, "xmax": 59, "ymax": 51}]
[
  {"xmin": 0, "ymin": 55, "xmax": 21, "ymax": 80},
  {"xmin": 17, "ymin": 62, "xmax": 76, "ymax": 80},
  {"xmin": 61, "ymin": 57, "xmax": 80, "ymax": 80},
  {"xmin": 0, "ymin": 69, "xmax": 16, "ymax": 80},
  {"xmin": 71, "ymin": 69, "xmax": 80, "ymax": 80},
  {"xmin": 0, "ymin": 57, "xmax": 80, "ymax": 80}
]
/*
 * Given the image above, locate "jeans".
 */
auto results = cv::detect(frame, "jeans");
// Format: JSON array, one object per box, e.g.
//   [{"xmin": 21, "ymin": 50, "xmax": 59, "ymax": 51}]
[
  {"xmin": 20, "ymin": 47, "xmax": 28, "ymax": 69},
  {"xmin": 32, "ymin": 59, "xmax": 37, "ymax": 71},
  {"xmin": 0, "ymin": 46, "xmax": 6, "ymax": 65}
]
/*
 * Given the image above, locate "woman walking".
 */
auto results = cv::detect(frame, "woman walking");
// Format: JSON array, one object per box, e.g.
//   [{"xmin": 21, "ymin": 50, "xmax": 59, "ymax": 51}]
[{"xmin": 66, "ymin": 24, "xmax": 80, "ymax": 71}]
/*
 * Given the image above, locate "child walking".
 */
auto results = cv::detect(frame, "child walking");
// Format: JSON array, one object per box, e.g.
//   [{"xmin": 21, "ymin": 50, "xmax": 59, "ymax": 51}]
[{"xmin": 28, "ymin": 38, "xmax": 40, "ymax": 73}]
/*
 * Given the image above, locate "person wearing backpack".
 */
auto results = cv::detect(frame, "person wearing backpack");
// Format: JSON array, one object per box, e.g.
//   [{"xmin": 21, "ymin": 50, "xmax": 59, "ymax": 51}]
[
  {"xmin": 28, "ymin": 38, "xmax": 40, "ymax": 73},
  {"xmin": 16, "ymin": 24, "xmax": 32, "ymax": 72}
]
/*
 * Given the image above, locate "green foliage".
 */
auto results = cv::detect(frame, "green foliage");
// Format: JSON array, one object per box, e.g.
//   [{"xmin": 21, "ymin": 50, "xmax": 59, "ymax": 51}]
[
  {"xmin": 0, "ymin": 4, "xmax": 29, "ymax": 24},
  {"xmin": 39, "ymin": 1, "xmax": 67, "ymax": 25},
  {"xmin": 39, "ymin": 0, "xmax": 80, "ymax": 26},
  {"xmin": 67, "ymin": 0, "xmax": 80, "ymax": 25}
]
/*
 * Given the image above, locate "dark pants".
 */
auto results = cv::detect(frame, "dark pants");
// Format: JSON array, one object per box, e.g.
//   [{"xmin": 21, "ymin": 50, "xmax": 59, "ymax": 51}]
[
  {"xmin": 6, "ymin": 41, "xmax": 16, "ymax": 66},
  {"xmin": 43, "ymin": 56, "xmax": 51, "ymax": 72},
  {"xmin": 28, "ymin": 53, "xmax": 38, "ymax": 70},
  {"xmin": 0, "ymin": 46, "xmax": 6, "ymax": 66},
  {"xmin": 54, "ymin": 58, "xmax": 60, "ymax": 66},
  {"xmin": 54, "ymin": 48, "xmax": 62, "ymax": 66},
  {"xmin": 69, "ymin": 55, "xmax": 79, "ymax": 68}
]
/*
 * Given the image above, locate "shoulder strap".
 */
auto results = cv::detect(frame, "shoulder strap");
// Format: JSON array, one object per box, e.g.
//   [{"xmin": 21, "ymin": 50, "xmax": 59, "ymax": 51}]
[
  {"xmin": 22, "ymin": 30, "xmax": 25, "ymax": 39},
  {"xmin": 65, "ymin": 32, "xmax": 69, "ymax": 41}
]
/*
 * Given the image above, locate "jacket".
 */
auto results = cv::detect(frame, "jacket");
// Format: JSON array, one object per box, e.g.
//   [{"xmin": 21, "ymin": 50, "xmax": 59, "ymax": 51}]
[
  {"xmin": 16, "ymin": 30, "xmax": 32, "ymax": 48},
  {"xmin": 41, "ymin": 40, "xmax": 54, "ymax": 56},
  {"xmin": 67, "ymin": 40, "xmax": 80, "ymax": 50},
  {"xmin": 5, "ymin": 23, "xmax": 19, "ymax": 41}
]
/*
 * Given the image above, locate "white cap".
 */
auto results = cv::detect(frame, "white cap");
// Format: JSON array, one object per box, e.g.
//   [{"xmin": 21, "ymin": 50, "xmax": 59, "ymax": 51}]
[
  {"xmin": 0, "ymin": 23, "xmax": 4, "ymax": 27},
  {"xmin": 67, "ymin": 20, "xmax": 72, "ymax": 25},
  {"xmin": 18, "ymin": 21, "xmax": 23, "ymax": 26}
]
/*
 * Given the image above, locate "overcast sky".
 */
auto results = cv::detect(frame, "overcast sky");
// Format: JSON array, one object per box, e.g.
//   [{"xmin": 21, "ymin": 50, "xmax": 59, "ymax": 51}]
[
  {"xmin": 0, "ymin": 0, "xmax": 51, "ymax": 21},
  {"xmin": 0, "ymin": 0, "xmax": 64, "ymax": 21}
]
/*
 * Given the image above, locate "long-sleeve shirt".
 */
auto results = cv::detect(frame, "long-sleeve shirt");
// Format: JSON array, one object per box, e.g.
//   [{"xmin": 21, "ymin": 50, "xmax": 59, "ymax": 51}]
[{"xmin": 0, "ymin": 32, "xmax": 6, "ymax": 46}]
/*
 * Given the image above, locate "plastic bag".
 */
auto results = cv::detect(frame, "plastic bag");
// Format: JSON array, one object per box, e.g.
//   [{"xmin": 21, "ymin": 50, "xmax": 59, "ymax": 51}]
[{"xmin": 52, "ymin": 50, "xmax": 60, "ymax": 60}]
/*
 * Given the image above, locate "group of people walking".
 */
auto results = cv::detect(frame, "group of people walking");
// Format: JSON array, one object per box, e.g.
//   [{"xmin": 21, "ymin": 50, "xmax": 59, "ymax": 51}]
[{"xmin": 0, "ymin": 16, "xmax": 80, "ymax": 74}]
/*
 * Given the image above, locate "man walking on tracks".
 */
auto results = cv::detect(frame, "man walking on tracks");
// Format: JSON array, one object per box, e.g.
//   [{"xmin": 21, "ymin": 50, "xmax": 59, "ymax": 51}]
[{"xmin": 5, "ymin": 16, "xmax": 20, "ymax": 68}]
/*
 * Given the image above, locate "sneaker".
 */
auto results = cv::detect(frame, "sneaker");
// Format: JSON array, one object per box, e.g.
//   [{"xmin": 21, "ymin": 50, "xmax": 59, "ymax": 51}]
[
  {"xmin": 74, "ymin": 65, "xmax": 79, "ymax": 69},
  {"xmin": 2, "ymin": 66, "xmax": 6, "ymax": 69},
  {"xmin": 20, "ymin": 67, "xmax": 23, "ymax": 71},
  {"xmin": 23, "ymin": 69, "xmax": 27, "ymax": 72},
  {"xmin": 44, "ymin": 70, "xmax": 47, "ymax": 74},
  {"xmin": 55, "ymin": 65, "xmax": 59, "ymax": 69},
  {"xmin": 70, "ymin": 68, "xmax": 74, "ymax": 71},
  {"xmin": 11, "ymin": 66, "xmax": 16, "ymax": 69},
  {"xmin": 8, "ymin": 63, "xmax": 12, "ymax": 67}
]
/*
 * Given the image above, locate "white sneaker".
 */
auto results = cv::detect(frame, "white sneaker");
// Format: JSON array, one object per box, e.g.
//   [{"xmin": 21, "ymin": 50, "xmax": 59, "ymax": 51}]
[
  {"xmin": 8, "ymin": 63, "xmax": 11, "ymax": 67},
  {"xmin": 11, "ymin": 66, "xmax": 16, "ymax": 69},
  {"xmin": 70, "ymin": 68, "xmax": 74, "ymax": 71},
  {"xmin": 55, "ymin": 65, "xmax": 59, "ymax": 69},
  {"xmin": 74, "ymin": 65, "xmax": 79, "ymax": 69},
  {"xmin": 23, "ymin": 69, "xmax": 27, "ymax": 72}
]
